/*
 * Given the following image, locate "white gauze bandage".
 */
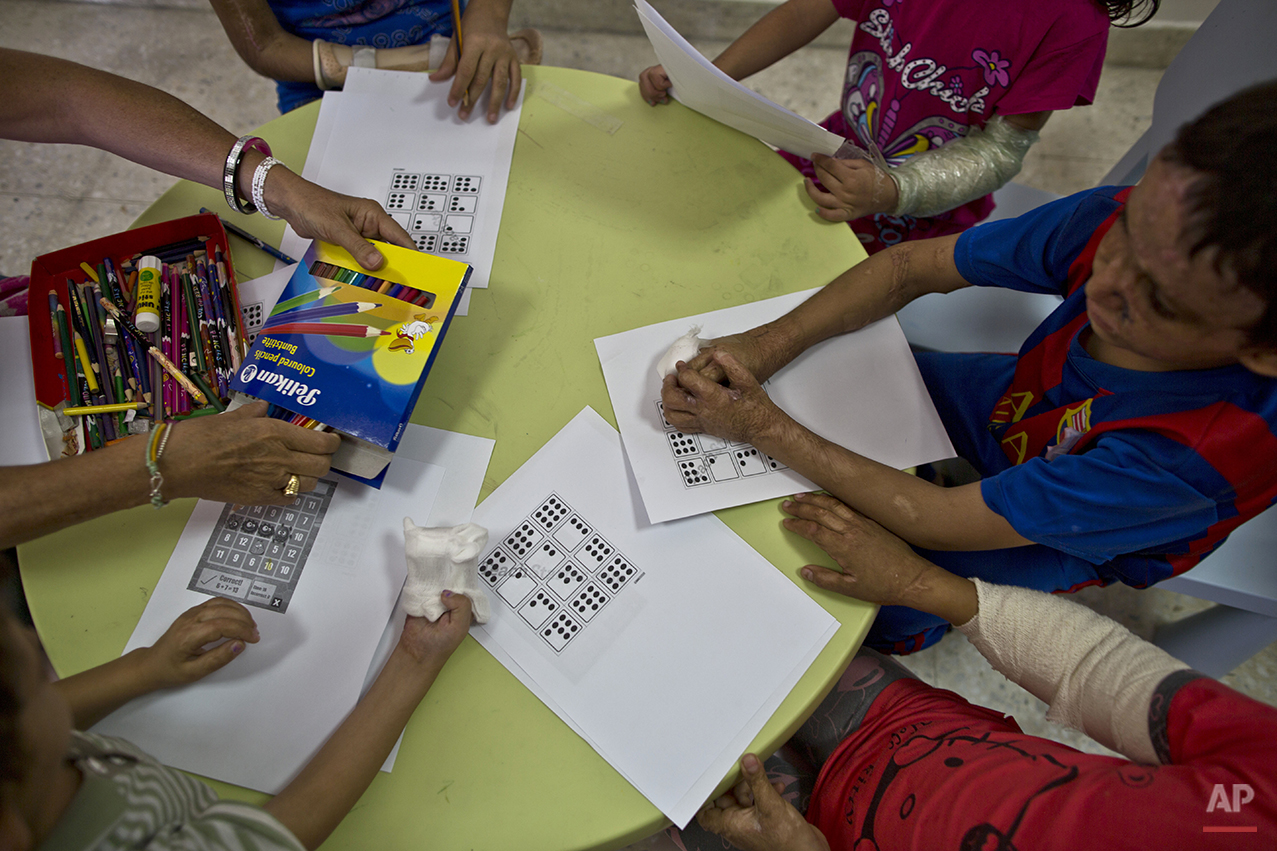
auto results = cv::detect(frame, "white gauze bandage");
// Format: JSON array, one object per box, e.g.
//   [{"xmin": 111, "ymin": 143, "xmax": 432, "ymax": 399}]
[
  {"xmin": 656, "ymin": 325, "xmax": 706, "ymax": 379},
  {"xmin": 890, "ymin": 115, "xmax": 1039, "ymax": 219},
  {"xmin": 401, "ymin": 519, "xmax": 491, "ymax": 623}
]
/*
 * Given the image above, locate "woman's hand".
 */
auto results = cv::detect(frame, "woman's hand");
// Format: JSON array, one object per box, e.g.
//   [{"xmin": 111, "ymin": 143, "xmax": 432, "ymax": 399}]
[
  {"xmin": 263, "ymin": 165, "xmax": 417, "ymax": 271},
  {"xmin": 163, "ymin": 401, "xmax": 341, "ymax": 506}
]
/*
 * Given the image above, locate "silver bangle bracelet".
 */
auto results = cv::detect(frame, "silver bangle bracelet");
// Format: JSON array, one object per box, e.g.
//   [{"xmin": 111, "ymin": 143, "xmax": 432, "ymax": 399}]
[
  {"xmin": 223, "ymin": 136, "xmax": 271, "ymax": 215},
  {"xmin": 252, "ymin": 156, "xmax": 284, "ymax": 220}
]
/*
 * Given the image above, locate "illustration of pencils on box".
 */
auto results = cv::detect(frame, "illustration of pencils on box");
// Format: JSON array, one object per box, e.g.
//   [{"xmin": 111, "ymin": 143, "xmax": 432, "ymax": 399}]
[
  {"xmin": 259, "ymin": 322, "xmax": 390, "ymax": 338},
  {"xmin": 271, "ymin": 301, "xmax": 380, "ymax": 323}
]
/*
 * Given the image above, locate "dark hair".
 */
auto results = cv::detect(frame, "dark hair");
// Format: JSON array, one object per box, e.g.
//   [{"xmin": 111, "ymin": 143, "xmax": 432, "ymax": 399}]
[
  {"xmin": 1164, "ymin": 80, "xmax": 1277, "ymax": 349},
  {"xmin": 1095, "ymin": 0, "xmax": 1159, "ymax": 26}
]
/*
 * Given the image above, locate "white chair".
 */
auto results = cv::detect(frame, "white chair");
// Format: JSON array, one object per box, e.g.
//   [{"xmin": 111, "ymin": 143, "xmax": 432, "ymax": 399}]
[{"xmin": 896, "ymin": 0, "xmax": 1277, "ymax": 676}]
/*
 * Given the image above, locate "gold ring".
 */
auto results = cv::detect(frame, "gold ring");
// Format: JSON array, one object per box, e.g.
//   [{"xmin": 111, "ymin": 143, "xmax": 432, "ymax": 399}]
[{"xmin": 283, "ymin": 474, "xmax": 301, "ymax": 497}]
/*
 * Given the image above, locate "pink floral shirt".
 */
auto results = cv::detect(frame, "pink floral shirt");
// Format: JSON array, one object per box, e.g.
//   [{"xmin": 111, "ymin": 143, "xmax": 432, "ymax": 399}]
[{"xmin": 790, "ymin": 0, "xmax": 1108, "ymax": 251}]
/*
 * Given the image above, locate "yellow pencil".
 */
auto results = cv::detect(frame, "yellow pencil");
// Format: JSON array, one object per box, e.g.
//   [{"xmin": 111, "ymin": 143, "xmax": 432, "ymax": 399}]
[
  {"xmin": 79, "ymin": 262, "xmax": 100, "ymax": 284},
  {"xmin": 73, "ymin": 332, "xmax": 101, "ymax": 393},
  {"xmin": 64, "ymin": 401, "xmax": 145, "ymax": 416},
  {"xmin": 450, "ymin": 0, "xmax": 469, "ymax": 108}
]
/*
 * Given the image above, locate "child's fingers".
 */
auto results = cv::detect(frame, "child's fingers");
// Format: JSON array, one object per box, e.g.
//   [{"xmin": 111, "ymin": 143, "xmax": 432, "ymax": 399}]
[
  {"xmin": 179, "ymin": 616, "xmax": 261, "ymax": 653},
  {"xmin": 710, "ymin": 350, "xmax": 758, "ymax": 389},
  {"xmin": 182, "ymin": 637, "xmax": 248, "ymax": 680},
  {"xmin": 798, "ymin": 563, "xmax": 861, "ymax": 598}
]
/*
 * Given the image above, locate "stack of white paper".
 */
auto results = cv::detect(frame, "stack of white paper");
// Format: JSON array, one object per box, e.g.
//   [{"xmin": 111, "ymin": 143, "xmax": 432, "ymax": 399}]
[
  {"xmin": 469, "ymin": 407, "xmax": 839, "ymax": 827},
  {"xmin": 95, "ymin": 425, "xmax": 494, "ymax": 792},
  {"xmin": 284, "ymin": 67, "xmax": 525, "ymax": 316},
  {"xmin": 596, "ymin": 290, "xmax": 955, "ymax": 523},
  {"xmin": 634, "ymin": 0, "xmax": 846, "ymax": 159}
]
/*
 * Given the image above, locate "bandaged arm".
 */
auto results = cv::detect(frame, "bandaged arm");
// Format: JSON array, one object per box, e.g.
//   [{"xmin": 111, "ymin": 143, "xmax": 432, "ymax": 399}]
[
  {"xmin": 890, "ymin": 115, "xmax": 1039, "ymax": 218},
  {"xmin": 955, "ymin": 578, "xmax": 1192, "ymax": 764}
]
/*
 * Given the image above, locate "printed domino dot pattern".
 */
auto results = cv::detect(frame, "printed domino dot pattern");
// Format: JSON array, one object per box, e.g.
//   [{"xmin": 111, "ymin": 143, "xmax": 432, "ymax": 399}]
[
  {"xmin": 478, "ymin": 493, "xmax": 644, "ymax": 654},
  {"xmin": 654, "ymin": 399, "xmax": 788, "ymax": 488},
  {"xmin": 384, "ymin": 170, "xmax": 479, "ymax": 255}
]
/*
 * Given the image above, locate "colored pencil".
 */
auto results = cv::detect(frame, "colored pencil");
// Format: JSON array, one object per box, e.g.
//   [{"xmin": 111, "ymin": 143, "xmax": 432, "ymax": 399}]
[
  {"xmin": 64, "ymin": 401, "xmax": 144, "ymax": 416},
  {"xmin": 259, "ymin": 322, "xmax": 388, "ymax": 338},
  {"xmin": 199, "ymin": 207, "xmax": 298, "ymax": 265},
  {"xmin": 98, "ymin": 297, "xmax": 212, "ymax": 408},
  {"xmin": 271, "ymin": 301, "xmax": 379, "ymax": 323},
  {"xmin": 450, "ymin": 0, "xmax": 468, "ymax": 107}
]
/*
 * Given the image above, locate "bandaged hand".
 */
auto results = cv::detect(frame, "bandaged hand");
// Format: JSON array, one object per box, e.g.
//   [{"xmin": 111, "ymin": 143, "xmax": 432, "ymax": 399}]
[
  {"xmin": 805, "ymin": 155, "xmax": 900, "ymax": 223},
  {"xmin": 661, "ymin": 350, "xmax": 789, "ymax": 444}
]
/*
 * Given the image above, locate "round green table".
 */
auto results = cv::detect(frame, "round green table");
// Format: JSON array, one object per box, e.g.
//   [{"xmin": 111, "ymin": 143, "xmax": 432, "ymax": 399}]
[{"xmin": 20, "ymin": 66, "xmax": 873, "ymax": 851}]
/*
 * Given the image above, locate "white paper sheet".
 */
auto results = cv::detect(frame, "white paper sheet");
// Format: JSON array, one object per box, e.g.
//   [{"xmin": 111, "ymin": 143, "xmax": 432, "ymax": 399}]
[
  {"xmin": 282, "ymin": 69, "xmax": 523, "ymax": 302},
  {"xmin": 93, "ymin": 457, "xmax": 444, "ymax": 793},
  {"xmin": 0, "ymin": 317, "xmax": 50, "ymax": 466},
  {"xmin": 595, "ymin": 290, "xmax": 955, "ymax": 523},
  {"xmin": 634, "ymin": 0, "xmax": 845, "ymax": 158},
  {"xmin": 356, "ymin": 424, "xmax": 496, "ymax": 772},
  {"xmin": 469, "ymin": 408, "xmax": 838, "ymax": 827}
]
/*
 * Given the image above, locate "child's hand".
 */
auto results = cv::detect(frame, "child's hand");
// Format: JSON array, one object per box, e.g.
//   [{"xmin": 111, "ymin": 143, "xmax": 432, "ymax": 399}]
[
  {"xmin": 782, "ymin": 492, "xmax": 937, "ymax": 607},
  {"xmin": 429, "ymin": 30, "xmax": 522, "ymax": 123},
  {"xmin": 639, "ymin": 64, "xmax": 673, "ymax": 105},
  {"xmin": 398, "ymin": 591, "xmax": 473, "ymax": 666},
  {"xmin": 697, "ymin": 754, "xmax": 830, "ymax": 851},
  {"xmin": 661, "ymin": 350, "xmax": 789, "ymax": 444},
  {"xmin": 805, "ymin": 155, "xmax": 899, "ymax": 222},
  {"xmin": 142, "ymin": 598, "xmax": 260, "ymax": 689}
]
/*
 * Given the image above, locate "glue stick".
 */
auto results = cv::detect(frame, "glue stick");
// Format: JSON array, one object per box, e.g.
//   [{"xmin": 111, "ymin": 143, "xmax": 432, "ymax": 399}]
[{"xmin": 134, "ymin": 255, "xmax": 162, "ymax": 333}]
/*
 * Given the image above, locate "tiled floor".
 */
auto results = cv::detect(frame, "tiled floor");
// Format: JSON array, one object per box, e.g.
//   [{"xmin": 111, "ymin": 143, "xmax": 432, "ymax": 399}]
[{"xmin": 2, "ymin": 2, "xmax": 1273, "ymax": 848}]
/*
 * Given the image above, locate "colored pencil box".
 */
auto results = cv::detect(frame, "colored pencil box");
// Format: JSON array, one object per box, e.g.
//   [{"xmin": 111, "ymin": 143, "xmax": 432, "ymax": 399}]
[
  {"xmin": 231, "ymin": 239, "xmax": 471, "ymax": 484},
  {"xmin": 27, "ymin": 213, "xmax": 242, "ymax": 458}
]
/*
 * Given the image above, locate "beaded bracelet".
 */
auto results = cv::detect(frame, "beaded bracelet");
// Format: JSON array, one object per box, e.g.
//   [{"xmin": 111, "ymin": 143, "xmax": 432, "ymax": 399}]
[
  {"xmin": 223, "ymin": 136, "xmax": 272, "ymax": 215},
  {"xmin": 146, "ymin": 421, "xmax": 175, "ymax": 509},
  {"xmin": 252, "ymin": 157, "xmax": 284, "ymax": 220}
]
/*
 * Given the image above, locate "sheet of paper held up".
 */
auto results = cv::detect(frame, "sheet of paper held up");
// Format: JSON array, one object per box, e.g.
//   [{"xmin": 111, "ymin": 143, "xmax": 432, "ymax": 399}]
[
  {"xmin": 469, "ymin": 407, "xmax": 838, "ymax": 827},
  {"xmin": 634, "ymin": 0, "xmax": 846, "ymax": 158},
  {"xmin": 595, "ymin": 290, "xmax": 955, "ymax": 524},
  {"xmin": 282, "ymin": 67, "xmax": 524, "ymax": 314},
  {"xmin": 94, "ymin": 456, "xmax": 444, "ymax": 793}
]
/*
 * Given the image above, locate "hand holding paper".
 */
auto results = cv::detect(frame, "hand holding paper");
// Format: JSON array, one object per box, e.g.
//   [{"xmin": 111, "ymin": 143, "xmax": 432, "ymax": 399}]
[{"xmin": 806, "ymin": 154, "xmax": 900, "ymax": 223}]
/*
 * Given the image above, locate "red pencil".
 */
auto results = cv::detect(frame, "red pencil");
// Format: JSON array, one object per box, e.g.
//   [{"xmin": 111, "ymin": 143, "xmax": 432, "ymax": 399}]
[{"xmin": 259, "ymin": 322, "xmax": 388, "ymax": 338}]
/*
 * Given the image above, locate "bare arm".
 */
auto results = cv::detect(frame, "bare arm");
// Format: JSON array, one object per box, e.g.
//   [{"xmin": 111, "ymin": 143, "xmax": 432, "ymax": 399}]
[
  {"xmin": 0, "ymin": 402, "xmax": 339, "ymax": 550},
  {"xmin": 663, "ymin": 236, "xmax": 1034, "ymax": 552},
  {"xmin": 53, "ymin": 598, "xmax": 260, "ymax": 729},
  {"xmin": 207, "ymin": 0, "xmax": 313, "ymax": 84},
  {"xmin": 0, "ymin": 48, "xmax": 414, "ymax": 267},
  {"xmin": 639, "ymin": 0, "xmax": 839, "ymax": 103},
  {"xmin": 264, "ymin": 595, "xmax": 472, "ymax": 850},
  {"xmin": 711, "ymin": 0, "xmax": 841, "ymax": 80}
]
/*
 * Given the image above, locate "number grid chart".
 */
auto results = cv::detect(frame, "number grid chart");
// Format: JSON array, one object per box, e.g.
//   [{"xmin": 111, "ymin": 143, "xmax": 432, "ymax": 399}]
[
  {"xmin": 384, "ymin": 169, "xmax": 481, "ymax": 256},
  {"xmin": 187, "ymin": 480, "xmax": 337, "ymax": 613},
  {"xmin": 478, "ymin": 493, "xmax": 644, "ymax": 653},
  {"xmin": 656, "ymin": 400, "xmax": 788, "ymax": 488}
]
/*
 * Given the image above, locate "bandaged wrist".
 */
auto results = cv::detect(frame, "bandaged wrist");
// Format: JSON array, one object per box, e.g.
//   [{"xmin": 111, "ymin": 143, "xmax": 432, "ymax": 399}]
[{"xmin": 890, "ymin": 115, "xmax": 1038, "ymax": 218}]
